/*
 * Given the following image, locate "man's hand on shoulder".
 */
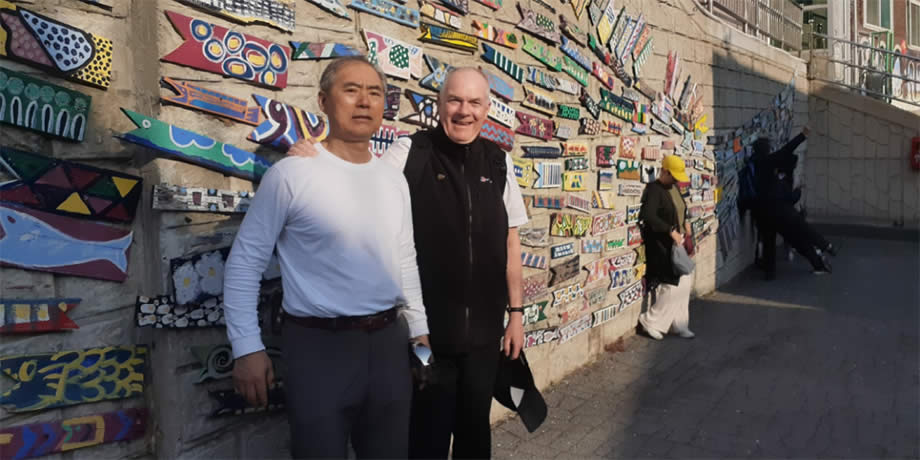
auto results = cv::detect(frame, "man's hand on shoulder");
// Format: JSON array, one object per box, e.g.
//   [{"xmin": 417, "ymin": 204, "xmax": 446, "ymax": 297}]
[
  {"xmin": 287, "ymin": 139, "xmax": 319, "ymax": 158},
  {"xmin": 232, "ymin": 350, "xmax": 275, "ymax": 408}
]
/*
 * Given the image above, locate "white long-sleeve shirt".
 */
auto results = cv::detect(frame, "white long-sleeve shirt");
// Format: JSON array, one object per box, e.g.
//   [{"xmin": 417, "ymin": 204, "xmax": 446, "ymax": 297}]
[{"xmin": 223, "ymin": 144, "xmax": 427, "ymax": 359}]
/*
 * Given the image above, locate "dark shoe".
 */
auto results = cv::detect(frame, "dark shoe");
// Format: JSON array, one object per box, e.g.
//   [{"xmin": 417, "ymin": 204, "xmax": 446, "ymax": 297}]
[
  {"xmin": 825, "ymin": 243, "xmax": 838, "ymax": 257},
  {"xmin": 813, "ymin": 255, "xmax": 832, "ymax": 274}
]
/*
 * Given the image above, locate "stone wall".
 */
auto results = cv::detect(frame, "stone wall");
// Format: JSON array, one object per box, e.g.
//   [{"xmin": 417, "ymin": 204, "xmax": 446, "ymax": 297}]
[
  {"xmin": 0, "ymin": 0, "xmax": 808, "ymax": 458},
  {"xmin": 805, "ymin": 81, "xmax": 920, "ymax": 229}
]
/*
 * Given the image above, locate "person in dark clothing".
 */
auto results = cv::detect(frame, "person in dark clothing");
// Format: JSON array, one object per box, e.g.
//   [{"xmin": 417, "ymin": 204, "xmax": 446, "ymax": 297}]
[
  {"xmin": 637, "ymin": 155, "xmax": 695, "ymax": 340},
  {"xmin": 752, "ymin": 127, "xmax": 836, "ymax": 279},
  {"xmin": 286, "ymin": 67, "xmax": 529, "ymax": 459}
]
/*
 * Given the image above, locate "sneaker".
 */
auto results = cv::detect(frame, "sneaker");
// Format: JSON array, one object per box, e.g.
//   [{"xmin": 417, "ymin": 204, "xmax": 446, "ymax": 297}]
[
  {"xmin": 676, "ymin": 328, "xmax": 696, "ymax": 339},
  {"xmin": 813, "ymin": 255, "xmax": 832, "ymax": 274},
  {"xmin": 638, "ymin": 318, "xmax": 664, "ymax": 340}
]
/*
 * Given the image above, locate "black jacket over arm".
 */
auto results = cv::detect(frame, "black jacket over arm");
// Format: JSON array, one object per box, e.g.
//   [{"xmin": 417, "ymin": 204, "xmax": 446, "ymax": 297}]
[
  {"xmin": 753, "ymin": 133, "xmax": 806, "ymax": 205},
  {"xmin": 639, "ymin": 180, "xmax": 681, "ymax": 287}
]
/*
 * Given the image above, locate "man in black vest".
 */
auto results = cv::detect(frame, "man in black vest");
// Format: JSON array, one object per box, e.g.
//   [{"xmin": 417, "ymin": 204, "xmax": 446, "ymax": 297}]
[{"xmin": 287, "ymin": 67, "xmax": 529, "ymax": 458}]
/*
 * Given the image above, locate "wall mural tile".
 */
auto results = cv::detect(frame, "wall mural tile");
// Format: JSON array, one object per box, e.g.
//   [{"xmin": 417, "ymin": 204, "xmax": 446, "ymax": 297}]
[
  {"xmin": 0, "ymin": 67, "xmax": 91, "ymax": 141},
  {"xmin": 0, "ymin": 298, "xmax": 80, "ymax": 334},
  {"xmin": 0, "ymin": 408, "xmax": 147, "ymax": 459},
  {"xmin": 177, "ymin": 0, "xmax": 296, "ymax": 32},
  {"xmin": 160, "ymin": 77, "xmax": 260, "ymax": 125}
]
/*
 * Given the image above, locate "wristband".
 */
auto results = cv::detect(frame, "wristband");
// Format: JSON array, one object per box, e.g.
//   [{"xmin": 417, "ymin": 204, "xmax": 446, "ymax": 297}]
[{"xmin": 507, "ymin": 307, "xmax": 524, "ymax": 313}]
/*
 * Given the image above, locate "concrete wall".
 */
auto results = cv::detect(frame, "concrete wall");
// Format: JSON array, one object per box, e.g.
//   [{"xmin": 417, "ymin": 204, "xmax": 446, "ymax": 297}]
[
  {"xmin": 805, "ymin": 80, "xmax": 920, "ymax": 229},
  {"xmin": 0, "ymin": 0, "xmax": 808, "ymax": 458}
]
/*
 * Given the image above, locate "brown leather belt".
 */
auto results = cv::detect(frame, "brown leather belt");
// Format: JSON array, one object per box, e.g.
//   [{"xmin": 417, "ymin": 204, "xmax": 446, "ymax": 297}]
[{"xmin": 282, "ymin": 307, "xmax": 399, "ymax": 332}]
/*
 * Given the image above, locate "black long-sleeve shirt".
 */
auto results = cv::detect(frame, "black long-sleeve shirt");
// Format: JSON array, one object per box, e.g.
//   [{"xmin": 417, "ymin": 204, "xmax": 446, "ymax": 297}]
[{"xmin": 753, "ymin": 133, "xmax": 806, "ymax": 205}]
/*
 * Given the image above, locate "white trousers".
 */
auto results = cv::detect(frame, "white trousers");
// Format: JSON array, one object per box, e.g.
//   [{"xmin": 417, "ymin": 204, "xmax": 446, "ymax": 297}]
[{"xmin": 639, "ymin": 274, "xmax": 692, "ymax": 334}]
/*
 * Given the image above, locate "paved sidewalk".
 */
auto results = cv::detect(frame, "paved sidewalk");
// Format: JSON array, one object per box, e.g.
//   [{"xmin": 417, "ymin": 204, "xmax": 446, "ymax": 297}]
[{"xmin": 493, "ymin": 236, "xmax": 920, "ymax": 459}]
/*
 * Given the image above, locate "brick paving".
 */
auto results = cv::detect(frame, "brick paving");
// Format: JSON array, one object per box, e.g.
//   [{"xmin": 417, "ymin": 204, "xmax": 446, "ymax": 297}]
[{"xmin": 493, "ymin": 236, "xmax": 920, "ymax": 459}]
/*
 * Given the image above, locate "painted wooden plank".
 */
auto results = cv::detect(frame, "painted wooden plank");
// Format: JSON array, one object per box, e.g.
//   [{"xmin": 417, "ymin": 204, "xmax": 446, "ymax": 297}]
[
  {"xmin": 0, "ymin": 147, "xmax": 142, "ymax": 223},
  {"xmin": 192, "ymin": 342, "xmax": 281, "ymax": 383},
  {"xmin": 597, "ymin": 170, "xmax": 614, "ymax": 190},
  {"xmin": 481, "ymin": 43, "xmax": 523, "ymax": 82},
  {"xmin": 596, "ymin": 145, "xmax": 616, "ymax": 167},
  {"xmin": 0, "ymin": 67, "xmax": 91, "ymax": 141},
  {"xmin": 0, "ymin": 3, "xmax": 113, "ymax": 89},
  {"xmin": 551, "ymin": 282, "xmax": 583, "ymax": 308},
  {"xmin": 162, "ymin": 11, "xmax": 289, "ymax": 89},
  {"xmin": 521, "ymin": 35, "xmax": 561, "ymax": 71},
  {"xmin": 363, "ymin": 30, "xmax": 424, "ymax": 80},
  {"xmin": 532, "ymin": 195, "xmax": 564, "ymax": 209},
  {"xmin": 419, "ymin": 0, "xmax": 462, "ymax": 29},
  {"xmin": 519, "ymin": 227, "xmax": 549, "ymax": 247},
  {"xmin": 616, "ymin": 159, "xmax": 640, "ymax": 181},
  {"xmin": 580, "ymin": 89, "xmax": 600, "ymax": 119},
  {"xmin": 549, "ymin": 243, "xmax": 575, "ymax": 259},
  {"xmin": 596, "ymin": 2, "xmax": 619, "ymax": 45},
  {"xmin": 618, "ymin": 182, "xmax": 643, "ymax": 196},
  {"xmin": 556, "ymin": 104, "xmax": 580, "ymax": 120},
  {"xmin": 526, "ymin": 66, "xmax": 558, "ymax": 91},
  {"xmin": 152, "ymin": 183, "xmax": 253, "ymax": 213},
  {"xmin": 533, "ymin": 162, "xmax": 562, "ymax": 188},
  {"xmin": 521, "ymin": 300, "xmax": 548, "ymax": 326},
  {"xmin": 305, "ymin": 0, "xmax": 351, "ymax": 17},
  {"xmin": 566, "ymin": 193, "xmax": 590, "ymax": 212},
  {"xmin": 559, "ymin": 14, "xmax": 587, "ymax": 45},
  {"xmin": 161, "ymin": 77, "xmax": 259, "ymax": 126},
  {"xmin": 511, "ymin": 157, "xmax": 533, "ymax": 187},
  {"xmin": 632, "ymin": 21, "xmax": 651, "ymax": 59},
  {"xmin": 487, "ymin": 96, "xmax": 516, "ymax": 127},
  {"xmin": 522, "ymin": 272, "xmax": 549, "ymax": 302},
  {"xmin": 592, "ymin": 190, "xmax": 615, "ymax": 209},
  {"xmin": 601, "ymin": 118, "xmax": 623, "ymax": 135},
  {"xmin": 370, "ymin": 124, "xmax": 410, "ymax": 157},
  {"xmin": 641, "ymin": 164, "xmax": 660, "ymax": 183},
  {"xmin": 521, "ymin": 85, "xmax": 556, "ymax": 116},
  {"xmin": 516, "ymin": 3, "xmax": 560, "ymax": 44},
  {"xmin": 479, "ymin": 119, "xmax": 514, "ymax": 151},
  {"xmin": 560, "ymin": 36, "xmax": 592, "ymax": 71},
  {"xmin": 607, "ymin": 266, "xmax": 633, "ymax": 290},
  {"xmin": 586, "ymin": 0, "xmax": 602, "ymax": 25},
  {"xmin": 515, "ymin": 111, "xmax": 553, "ymax": 141},
  {"xmin": 599, "ymin": 87, "xmax": 635, "ymax": 121},
  {"xmin": 481, "ymin": 68, "xmax": 515, "ymax": 101},
  {"xmin": 581, "ymin": 239, "xmax": 603, "ymax": 254},
  {"xmin": 583, "ymin": 257, "xmax": 609, "ymax": 285},
  {"xmin": 532, "ymin": 0, "xmax": 556, "ymax": 13},
  {"xmin": 419, "ymin": 56, "xmax": 452, "ymax": 93},
  {"xmin": 549, "ymin": 256, "xmax": 580, "ymax": 287},
  {"xmin": 587, "ymin": 33, "xmax": 614, "ymax": 66},
  {"xmin": 248, "ymin": 95, "xmax": 329, "ymax": 151},
  {"xmin": 177, "ymin": 0, "xmax": 296, "ymax": 32},
  {"xmin": 384, "ymin": 84, "xmax": 402, "ymax": 120},
  {"xmin": 419, "ymin": 22, "xmax": 478, "ymax": 52},
  {"xmin": 554, "ymin": 122, "xmax": 575, "ymax": 140},
  {"xmin": 521, "ymin": 252, "xmax": 547, "ymax": 269},
  {"xmin": 0, "ymin": 346, "xmax": 147, "ymax": 412},
  {"xmin": 562, "ymin": 171, "xmax": 586, "ymax": 191},
  {"xmin": 591, "ymin": 61, "xmax": 616, "ymax": 90},
  {"xmin": 401, "ymin": 89, "xmax": 439, "ymax": 129},
  {"xmin": 0, "ymin": 408, "xmax": 147, "ymax": 459},
  {"xmin": 290, "ymin": 41, "xmax": 362, "ymax": 60},
  {"xmin": 564, "ymin": 157, "xmax": 589, "ymax": 171},
  {"xmin": 211, "ymin": 381, "xmax": 286, "ymax": 416},
  {"xmin": 591, "ymin": 211, "xmax": 615, "ymax": 236},
  {"xmin": 555, "ymin": 77, "xmax": 581, "ymax": 95},
  {"xmin": 0, "ymin": 202, "xmax": 132, "ymax": 282},
  {"xmin": 618, "ymin": 135, "xmax": 638, "ymax": 158},
  {"xmin": 578, "ymin": 117, "xmax": 600, "ymax": 135},
  {"xmin": 472, "ymin": 0, "xmax": 503, "ymax": 10},
  {"xmin": 619, "ymin": 14, "xmax": 645, "ymax": 64},
  {"xmin": 611, "ymin": 15, "xmax": 635, "ymax": 61},
  {"xmin": 436, "ymin": 0, "xmax": 469, "ymax": 14},
  {"xmin": 562, "ymin": 142, "xmax": 588, "ymax": 156},
  {"xmin": 0, "ymin": 298, "xmax": 79, "ymax": 334},
  {"xmin": 77, "ymin": 0, "xmax": 115, "ymax": 8},
  {"xmin": 349, "ymin": 0, "xmax": 420, "ymax": 27},
  {"xmin": 118, "ymin": 109, "xmax": 271, "ymax": 182},
  {"xmin": 471, "ymin": 20, "xmax": 519, "ymax": 49},
  {"xmin": 617, "ymin": 280, "xmax": 643, "ymax": 308},
  {"xmin": 521, "ymin": 145, "xmax": 561, "ymax": 158},
  {"xmin": 136, "ymin": 295, "xmax": 224, "ymax": 328},
  {"xmin": 626, "ymin": 203, "xmax": 641, "ymax": 224}
]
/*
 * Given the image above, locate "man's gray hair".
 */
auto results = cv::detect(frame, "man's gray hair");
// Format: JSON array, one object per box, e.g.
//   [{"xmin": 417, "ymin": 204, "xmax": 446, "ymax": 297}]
[
  {"xmin": 438, "ymin": 67, "xmax": 491, "ymax": 100},
  {"xmin": 319, "ymin": 56, "xmax": 388, "ymax": 93}
]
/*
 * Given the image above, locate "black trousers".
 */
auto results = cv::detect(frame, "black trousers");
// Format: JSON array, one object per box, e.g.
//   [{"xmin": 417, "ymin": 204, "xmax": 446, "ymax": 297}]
[
  {"xmin": 282, "ymin": 316, "xmax": 411, "ymax": 459},
  {"xmin": 757, "ymin": 204, "xmax": 828, "ymax": 272},
  {"xmin": 409, "ymin": 342, "xmax": 501, "ymax": 459}
]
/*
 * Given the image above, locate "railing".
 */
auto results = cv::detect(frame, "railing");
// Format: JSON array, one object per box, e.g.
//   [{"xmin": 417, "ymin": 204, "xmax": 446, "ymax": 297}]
[
  {"xmin": 697, "ymin": 0, "xmax": 803, "ymax": 52},
  {"xmin": 805, "ymin": 31, "xmax": 920, "ymax": 109}
]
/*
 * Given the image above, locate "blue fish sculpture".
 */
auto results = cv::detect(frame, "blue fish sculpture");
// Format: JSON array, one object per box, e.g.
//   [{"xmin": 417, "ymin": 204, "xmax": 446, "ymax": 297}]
[{"xmin": 0, "ymin": 204, "xmax": 132, "ymax": 282}]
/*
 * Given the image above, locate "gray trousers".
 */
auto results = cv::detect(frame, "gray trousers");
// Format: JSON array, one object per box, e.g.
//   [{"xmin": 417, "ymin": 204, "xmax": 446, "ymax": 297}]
[{"xmin": 282, "ymin": 316, "xmax": 411, "ymax": 459}]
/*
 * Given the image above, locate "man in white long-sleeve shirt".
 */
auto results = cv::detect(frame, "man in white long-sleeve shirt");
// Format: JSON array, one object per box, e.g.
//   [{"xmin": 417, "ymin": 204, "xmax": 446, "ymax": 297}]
[{"xmin": 222, "ymin": 56, "xmax": 427, "ymax": 459}]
